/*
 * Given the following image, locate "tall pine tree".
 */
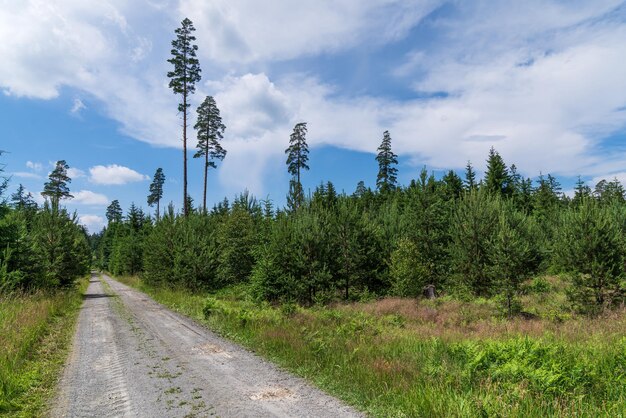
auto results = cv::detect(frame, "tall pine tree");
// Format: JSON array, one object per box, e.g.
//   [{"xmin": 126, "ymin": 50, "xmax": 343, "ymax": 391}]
[
  {"xmin": 194, "ymin": 96, "xmax": 226, "ymax": 213},
  {"xmin": 285, "ymin": 122, "xmax": 309, "ymax": 210},
  {"xmin": 167, "ymin": 18, "xmax": 201, "ymax": 217},
  {"xmin": 147, "ymin": 168, "xmax": 166, "ymax": 220},
  {"xmin": 41, "ymin": 160, "xmax": 73, "ymax": 213},
  {"xmin": 375, "ymin": 130, "xmax": 398, "ymax": 193}
]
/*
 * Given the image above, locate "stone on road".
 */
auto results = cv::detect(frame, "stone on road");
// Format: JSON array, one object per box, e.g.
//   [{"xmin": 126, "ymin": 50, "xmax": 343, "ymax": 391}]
[{"xmin": 52, "ymin": 273, "xmax": 362, "ymax": 418}]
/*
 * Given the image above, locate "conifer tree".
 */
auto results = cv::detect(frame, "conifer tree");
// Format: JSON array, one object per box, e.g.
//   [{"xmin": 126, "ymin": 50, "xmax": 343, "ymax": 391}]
[
  {"xmin": 285, "ymin": 122, "xmax": 309, "ymax": 210},
  {"xmin": 464, "ymin": 161, "xmax": 477, "ymax": 191},
  {"xmin": 41, "ymin": 160, "xmax": 73, "ymax": 213},
  {"xmin": 573, "ymin": 176, "xmax": 591, "ymax": 205},
  {"xmin": 556, "ymin": 198, "xmax": 625, "ymax": 314},
  {"xmin": 167, "ymin": 18, "xmax": 201, "ymax": 217},
  {"xmin": 106, "ymin": 200, "xmax": 123, "ymax": 224},
  {"xmin": 484, "ymin": 147, "xmax": 511, "ymax": 197},
  {"xmin": 11, "ymin": 184, "xmax": 37, "ymax": 211},
  {"xmin": 193, "ymin": 96, "xmax": 226, "ymax": 213},
  {"xmin": 147, "ymin": 168, "xmax": 165, "ymax": 220},
  {"xmin": 375, "ymin": 130, "xmax": 398, "ymax": 193}
]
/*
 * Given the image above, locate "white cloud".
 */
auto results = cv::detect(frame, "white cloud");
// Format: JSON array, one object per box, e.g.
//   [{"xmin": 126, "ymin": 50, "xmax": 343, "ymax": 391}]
[
  {"xmin": 78, "ymin": 214, "xmax": 106, "ymax": 232},
  {"xmin": 70, "ymin": 98, "xmax": 86, "ymax": 114},
  {"xmin": 67, "ymin": 167, "xmax": 86, "ymax": 179},
  {"xmin": 89, "ymin": 164, "xmax": 149, "ymax": 185},
  {"xmin": 26, "ymin": 161, "xmax": 42, "ymax": 171},
  {"xmin": 71, "ymin": 190, "xmax": 110, "ymax": 205},
  {"xmin": 180, "ymin": 0, "xmax": 442, "ymax": 63},
  {"xmin": 11, "ymin": 171, "xmax": 43, "ymax": 180}
]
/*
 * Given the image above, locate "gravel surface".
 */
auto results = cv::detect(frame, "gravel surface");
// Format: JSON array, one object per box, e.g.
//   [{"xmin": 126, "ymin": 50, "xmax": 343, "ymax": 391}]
[{"xmin": 52, "ymin": 273, "xmax": 363, "ymax": 418}]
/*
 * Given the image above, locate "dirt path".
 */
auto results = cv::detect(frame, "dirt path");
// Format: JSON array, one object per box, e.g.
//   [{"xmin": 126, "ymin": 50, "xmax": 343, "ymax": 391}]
[{"xmin": 52, "ymin": 273, "xmax": 362, "ymax": 418}]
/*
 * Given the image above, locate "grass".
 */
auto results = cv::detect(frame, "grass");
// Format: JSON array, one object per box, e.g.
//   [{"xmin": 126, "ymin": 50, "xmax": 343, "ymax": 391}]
[
  {"xmin": 0, "ymin": 279, "xmax": 87, "ymax": 416},
  {"xmin": 116, "ymin": 275, "xmax": 626, "ymax": 417}
]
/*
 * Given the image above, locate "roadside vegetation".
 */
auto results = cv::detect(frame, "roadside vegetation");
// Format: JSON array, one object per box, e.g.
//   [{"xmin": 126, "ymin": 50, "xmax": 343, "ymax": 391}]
[{"xmin": 0, "ymin": 280, "xmax": 87, "ymax": 416}]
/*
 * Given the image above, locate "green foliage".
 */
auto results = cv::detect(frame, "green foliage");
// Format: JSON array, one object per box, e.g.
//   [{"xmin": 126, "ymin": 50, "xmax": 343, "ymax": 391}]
[
  {"xmin": 389, "ymin": 238, "xmax": 428, "ymax": 297},
  {"xmin": 194, "ymin": 96, "xmax": 226, "ymax": 212},
  {"xmin": 487, "ymin": 205, "xmax": 539, "ymax": 316},
  {"xmin": 167, "ymin": 18, "xmax": 201, "ymax": 110},
  {"xmin": 97, "ymin": 145, "xmax": 626, "ymax": 318},
  {"xmin": 216, "ymin": 208, "xmax": 257, "ymax": 286},
  {"xmin": 285, "ymin": 122, "xmax": 309, "ymax": 211},
  {"xmin": 555, "ymin": 199, "xmax": 625, "ymax": 314},
  {"xmin": 41, "ymin": 160, "xmax": 73, "ymax": 212},
  {"xmin": 450, "ymin": 189, "xmax": 500, "ymax": 296},
  {"xmin": 375, "ymin": 130, "xmax": 398, "ymax": 193},
  {"xmin": 147, "ymin": 168, "xmax": 165, "ymax": 219},
  {"xmin": 484, "ymin": 147, "xmax": 511, "ymax": 197}
]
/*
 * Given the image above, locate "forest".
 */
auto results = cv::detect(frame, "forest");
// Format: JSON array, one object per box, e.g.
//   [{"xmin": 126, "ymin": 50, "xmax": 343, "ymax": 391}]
[{"xmin": 91, "ymin": 141, "xmax": 626, "ymax": 317}]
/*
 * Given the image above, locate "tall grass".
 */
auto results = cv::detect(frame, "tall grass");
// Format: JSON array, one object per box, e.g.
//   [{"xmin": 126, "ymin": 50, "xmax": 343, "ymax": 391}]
[
  {"xmin": 0, "ymin": 281, "xmax": 85, "ymax": 415},
  {"xmin": 116, "ymin": 276, "xmax": 626, "ymax": 417}
]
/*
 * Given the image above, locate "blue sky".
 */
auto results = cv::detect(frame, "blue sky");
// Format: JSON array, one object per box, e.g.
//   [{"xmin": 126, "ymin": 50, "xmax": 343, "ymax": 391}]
[{"xmin": 1, "ymin": 0, "xmax": 626, "ymax": 231}]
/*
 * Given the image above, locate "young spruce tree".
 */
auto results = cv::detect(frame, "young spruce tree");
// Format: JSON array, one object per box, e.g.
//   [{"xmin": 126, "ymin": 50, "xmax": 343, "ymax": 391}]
[
  {"xmin": 167, "ymin": 18, "xmax": 201, "ymax": 217},
  {"xmin": 376, "ymin": 130, "xmax": 398, "ymax": 193}
]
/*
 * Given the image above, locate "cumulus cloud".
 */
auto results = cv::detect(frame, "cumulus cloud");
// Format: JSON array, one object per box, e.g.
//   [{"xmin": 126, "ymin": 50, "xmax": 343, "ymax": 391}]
[
  {"xmin": 67, "ymin": 167, "xmax": 86, "ymax": 179},
  {"xmin": 26, "ymin": 161, "xmax": 43, "ymax": 171},
  {"xmin": 89, "ymin": 164, "xmax": 149, "ymax": 185},
  {"xmin": 72, "ymin": 190, "xmax": 110, "ymax": 205},
  {"xmin": 78, "ymin": 214, "xmax": 106, "ymax": 232}
]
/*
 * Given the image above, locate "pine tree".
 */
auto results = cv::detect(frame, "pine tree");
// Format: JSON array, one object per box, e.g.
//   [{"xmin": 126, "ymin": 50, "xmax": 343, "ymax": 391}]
[
  {"xmin": 375, "ymin": 130, "xmax": 398, "ymax": 193},
  {"xmin": 106, "ymin": 200, "xmax": 123, "ymax": 224},
  {"xmin": 285, "ymin": 122, "xmax": 309, "ymax": 210},
  {"xmin": 167, "ymin": 18, "xmax": 201, "ymax": 217},
  {"xmin": 464, "ymin": 161, "xmax": 477, "ymax": 191},
  {"xmin": 484, "ymin": 147, "xmax": 511, "ymax": 197},
  {"xmin": 193, "ymin": 96, "xmax": 226, "ymax": 213},
  {"xmin": 41, "ymin": 160, "xmax": 73, "ymax": 213},
  {"xmin": 147, "ymin": 168, "xmax": 165, "ymax": 220}
]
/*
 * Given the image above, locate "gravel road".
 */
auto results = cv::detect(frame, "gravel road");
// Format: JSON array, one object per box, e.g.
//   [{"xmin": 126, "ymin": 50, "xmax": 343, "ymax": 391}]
[{"xmin": 52, "ymin": 273, "xmax": 363, "ymax": 418}]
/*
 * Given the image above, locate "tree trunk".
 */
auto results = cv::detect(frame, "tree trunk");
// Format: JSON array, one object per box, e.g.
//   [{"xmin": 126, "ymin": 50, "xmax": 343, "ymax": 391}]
[
  {"xmin": 203, "ymin": 146, "xmax": 208, "ymax": 214},
  {"xmin": 183, "ymin": 83, "xmax": 188, "ymax": 217},
  {"xmin": 156, "ymin": 198, "xmax": 160, "ymax": 221},
  {"xmin": 423, "ymin": 284, "xmax": 436, "ymax": 300}
]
